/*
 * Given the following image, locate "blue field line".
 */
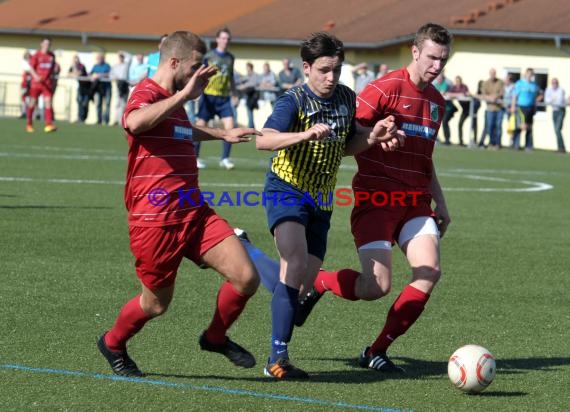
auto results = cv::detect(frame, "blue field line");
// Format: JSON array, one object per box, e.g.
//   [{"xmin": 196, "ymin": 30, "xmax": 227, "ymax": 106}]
[{"xmin": 1, "ymin": 363, "xmax": 410, "ymax": 412}]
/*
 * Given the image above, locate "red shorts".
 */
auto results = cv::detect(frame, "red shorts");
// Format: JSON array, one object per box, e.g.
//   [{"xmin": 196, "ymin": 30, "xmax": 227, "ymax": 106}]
[
  {"xmin": 351, "ymin": 194, "xmax": 433, "ymax": 248},
  {"xmin": 129, "ymin": 205, "xmax": 234, "ymax": 290},
  {"xmin": 29, "ymin": 83, "xmax": 54, "ymax": 99}
]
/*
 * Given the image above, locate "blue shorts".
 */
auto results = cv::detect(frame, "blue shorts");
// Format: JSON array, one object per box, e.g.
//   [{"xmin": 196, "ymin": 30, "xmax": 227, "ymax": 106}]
[
  {"xmin": 197, "ymin": 94, "xmax": 234, "ymax": 122},
  {"xmin": 264, "ymin": 172, "xmax": 331, "ymax": 261}
]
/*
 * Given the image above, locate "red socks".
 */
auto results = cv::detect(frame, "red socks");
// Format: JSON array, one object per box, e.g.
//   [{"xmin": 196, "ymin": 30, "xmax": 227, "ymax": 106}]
[
  {"xmin": 369, "ymin": 284, "xmax": 430, "ymax": 354},
  {"xmin": 26, "ymin": 106, "xmax": 34, "ymax": 125},
  {"xmin": 44, "ymin": 107, "xmax": 53, "ymax": 125},
  {"xmin": 204, "ymin": 281, "xmax": 252, "ymax": 345},
  {"xmin": 314, "ymin": 269, "xmax": 360, "ymax": 301},
  {"xmin": 105, "ymin": 295, "xmax": 152, "ymax": 352}
]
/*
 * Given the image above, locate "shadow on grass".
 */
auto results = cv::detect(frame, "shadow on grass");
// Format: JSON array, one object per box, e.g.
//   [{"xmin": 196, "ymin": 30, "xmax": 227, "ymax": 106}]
[{"xmin": 144, "ymin": 355, "xmax": 570, "ymax": 394}]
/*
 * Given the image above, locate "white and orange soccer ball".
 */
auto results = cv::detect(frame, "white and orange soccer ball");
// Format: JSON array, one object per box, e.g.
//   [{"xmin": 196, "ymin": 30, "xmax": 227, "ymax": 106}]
[{"xmin": 448, "ymin": 344, "xmax": 496, "ymax": 393}]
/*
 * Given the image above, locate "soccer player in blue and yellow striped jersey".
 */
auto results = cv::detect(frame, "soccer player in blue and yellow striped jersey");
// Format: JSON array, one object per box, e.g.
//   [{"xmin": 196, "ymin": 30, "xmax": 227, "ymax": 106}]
[
  {"xmin": 256, "ymin": 32, "xmax": 404, "ymax": 379},
  {"xmin": 195, "ymin": 27, "xmax": 237, "ymax": 169}
]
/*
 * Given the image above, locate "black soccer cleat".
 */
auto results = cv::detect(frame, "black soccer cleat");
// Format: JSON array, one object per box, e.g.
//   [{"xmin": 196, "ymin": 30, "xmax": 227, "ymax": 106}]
[
  {"xmin": 199, "ymin": 331, "xmax": 256, "ymax": 368},
  {"xmin": 97, "ymin": 333, "xmax": 143, "ymax": 377},
  {"xmin": 264, "ymin": 357, "xmax": 310, "ymax": 380},
  {"xmin": 294, "ymin": 288, "xmax": 323, "ymax": 327},
  {"xmin": 358, "ymin": 347, "xmax": 405, "ymax": 373}
]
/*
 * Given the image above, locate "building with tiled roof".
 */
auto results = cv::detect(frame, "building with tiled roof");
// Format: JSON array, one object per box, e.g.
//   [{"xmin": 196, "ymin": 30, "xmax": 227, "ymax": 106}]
[{"xmin": 1, "ymin": 0, "xmax": 569, "ymax": 150}]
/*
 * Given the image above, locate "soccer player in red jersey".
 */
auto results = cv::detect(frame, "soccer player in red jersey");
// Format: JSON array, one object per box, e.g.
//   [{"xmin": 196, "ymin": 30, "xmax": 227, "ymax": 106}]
[
  {"xmin": 97, "ymin": 31, "xmax": 261, "ymax": 377},
  {"xmin": 26, "ymin": 37, "xmax": 57, "ymax": 133},
  {"xmin": 296, "ymin": 23, "xmax": 453, "ymax": 373}
]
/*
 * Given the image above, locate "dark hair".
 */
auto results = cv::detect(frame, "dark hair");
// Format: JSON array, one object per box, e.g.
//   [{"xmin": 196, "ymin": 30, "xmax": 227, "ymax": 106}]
[
  {"xmin": 160, "ymin": 31, "xmax": 207, "ymax": 62},
  {"xmin": 300, "ymin": 32, "xmax": 344, "ymax": 66},
  {"xmin": 216, "ymin": 27, "xmax": 231, "ymax": 39},
  {"xmin": 413, "ymin": 23, "xmax": 452, "ymax": 50}
]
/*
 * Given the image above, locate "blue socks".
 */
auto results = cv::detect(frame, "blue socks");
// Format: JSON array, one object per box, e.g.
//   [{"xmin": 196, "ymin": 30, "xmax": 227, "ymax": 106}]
[{"xmin": 270, "ymin": 282, "xmax": 298, "ymax": 362}]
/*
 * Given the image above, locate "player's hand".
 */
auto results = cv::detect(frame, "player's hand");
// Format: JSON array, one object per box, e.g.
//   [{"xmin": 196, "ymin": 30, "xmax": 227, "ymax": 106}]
[
  {"xmin": 303, "ymin": 123, "xmax": 331, "ymax": 141},
  {"xmin": 379, "ymin": 130, "xmax": 406, "ymax": 152},
  {"xmin": 371, "ymin": 116, "xmax": 405, "ymax": 151},
  {"xmin": 434, "ymin": 204, "xmax": 451, "ymax": 238},
  {"xmin": 184, "ymin": 64, "xmax": 218, "ymax": 101},
  {"xmin": 222, "ymin": 127, "xmax": 262, "ymax": 144}
]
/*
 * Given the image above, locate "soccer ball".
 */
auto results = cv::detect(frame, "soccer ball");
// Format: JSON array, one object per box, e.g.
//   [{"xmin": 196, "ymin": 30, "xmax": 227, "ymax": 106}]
[{"xmin": 448, "ymin": 344, "xmax": 496, "ymax": 393}]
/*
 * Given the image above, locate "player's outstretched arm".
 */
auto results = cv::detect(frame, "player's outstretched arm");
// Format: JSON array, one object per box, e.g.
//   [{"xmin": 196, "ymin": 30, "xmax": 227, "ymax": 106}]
[
  {"xmin": 256, "ymin": 124, "xmax": 331, "ymax": 151},
  {"xmin": 192, "ymin": 126, "xmax": 261, "ymax": 143}
]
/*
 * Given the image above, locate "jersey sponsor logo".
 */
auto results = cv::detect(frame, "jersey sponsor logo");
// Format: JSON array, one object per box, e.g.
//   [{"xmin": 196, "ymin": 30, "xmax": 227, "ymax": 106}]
[
  {"xmin": 173, "ymin": 125, "xmax": 193, "ymax": 140},
  {"xmin": 403, "ymin": 104, "xmax": 412, "ymax": 109},
  {"xmin": 306, "ymin": 108, "xmax": 319, "ymax": 117},
  {"xmin": 401, "ymin": 121, "xmax": 436, "ymax": 139},
  {"xmin": 430, "ymin": 102, "xmax": 439, "ymax": 122}
]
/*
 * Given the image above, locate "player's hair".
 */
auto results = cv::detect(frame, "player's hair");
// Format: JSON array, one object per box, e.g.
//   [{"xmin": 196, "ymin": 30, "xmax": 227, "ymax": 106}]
[
  {"xmin": 159, "ymin": 31, "xmax": 206, "ymax": 63},
  {"xmin": 300, "ymin": 32, "xmax": 344, "ymax": 65},
  {"xmin": 216, "ymin": 27, "xmax": 231, "ymax": 39},
  {"xmin": 158, "ymin": 33, "xmax": 168, "ymax": 47},
  {"xmin": 413, "ymin": 23, "xmax": 453, "ymax": 50}
]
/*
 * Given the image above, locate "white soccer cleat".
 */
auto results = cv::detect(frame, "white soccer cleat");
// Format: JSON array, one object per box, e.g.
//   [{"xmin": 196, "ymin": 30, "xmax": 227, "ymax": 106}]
[{"xmin": 219, "ymin": 158, "xmax": 235, "ymax": 170}]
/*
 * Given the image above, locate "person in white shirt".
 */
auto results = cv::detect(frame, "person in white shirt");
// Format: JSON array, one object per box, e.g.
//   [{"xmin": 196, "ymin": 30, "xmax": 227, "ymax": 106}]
[{"xmin": 544, "ymin": 78, "xmax": 567, "ymax": 153}]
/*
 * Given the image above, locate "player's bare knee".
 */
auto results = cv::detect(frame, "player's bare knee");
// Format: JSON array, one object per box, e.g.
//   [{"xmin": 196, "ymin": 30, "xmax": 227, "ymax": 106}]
[
  {"xmin": 230, "ymin": 265, "xmax": 259, "ymax": 295},
  {"xmin": 241, "ymin": 267, "xmax": 260, "ymax": 295}
]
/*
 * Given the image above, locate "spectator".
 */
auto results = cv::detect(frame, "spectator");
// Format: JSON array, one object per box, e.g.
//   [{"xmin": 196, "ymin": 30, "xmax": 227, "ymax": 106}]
[
  {"xmin": 277, "ymin": 58, "xmax": 303, "ymax": 96},
  {"xmin": 110, "ymin": 52, "xmax": 131, "ymax": 126},
  {"xmin": 480, "ymin": 68, "xmax": 504, "ymax": 149},
  {"xmin": 511, "ymin": 68, "xmax": 543, "ymax": 151},
  {"xmin": 26, "ymin": 37, "xmax": 57, "ymax": 133},
  {"xmin": 352, "ymin": 62, "xmax": 375, "ymax": 94},
  {"xmin": 236, "ymin": 61, "xmax": 260, "ymax": 128},
  {"xmin": 195, "ymin": 27, "xmax": 238, "ymax": 170},
  {"xmin": 544, "ymin": 77, "xmax": 567, "ymax": 153},
  {"xmin": 433, "ymin": 71, "xmax": 456, "ymax": 145},
  {"xmin": 258, "ymin": 62, "xmax": 278, "ymax": 106},
  {"xmin": 469, "ymin": 80, "xmax": 483, "ymax": 147},
  {"xmin": 20, "ymin": 51, "xmax": 32, "ymax": 119},
  {"xmin": 502, "ymin": 74, "xmax": 516, "ymax": 146},
  {"xmin": 128, "ymin": 54, "xmax": 147, "ymax": 88},
  {"xmin": 446, "ymin": 75, "xmax": 471, "ymax": 146},
  {"xmin": 376, "ymin": 63, "xmax": 389, "ymax": 79},
  {"xmin": 90, "ymin": 53, "xmax": 112, "ymax": 125},
  {"xmin": 146, "ymin": 34, "xmax": 168, "ymax": 78},
  {"xmin": 68, "ymin": 54, "xmax": 91, "ymax": 122}
]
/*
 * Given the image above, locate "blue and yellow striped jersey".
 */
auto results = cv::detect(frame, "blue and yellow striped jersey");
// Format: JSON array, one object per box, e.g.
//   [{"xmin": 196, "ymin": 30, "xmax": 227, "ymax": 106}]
[
  {"xmin": 203, "ymin": 49, "xmax": 234, "ymax": 97},
  {"xmin": 264, "ymin": 83, "xmax": 356, "ymax": 210}
]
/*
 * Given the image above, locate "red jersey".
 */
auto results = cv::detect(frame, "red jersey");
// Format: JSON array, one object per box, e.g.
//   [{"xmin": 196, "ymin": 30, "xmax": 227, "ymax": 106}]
[
  {"xmin": 354, "ymin": 67, "xmax": 445, "ymax": 195},
  {"xmin": 123, "ymin": 78, "xmax": 201, "ymax": 227},
  {"xmin": 29, "ymin": 51, "xmax": 56, "ymax": 87}
]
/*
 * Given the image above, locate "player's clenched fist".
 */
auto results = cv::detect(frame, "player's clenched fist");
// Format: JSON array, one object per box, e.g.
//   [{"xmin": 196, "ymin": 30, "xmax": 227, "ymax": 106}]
[{"xmin": 303, "ymin": 123, "xmax": 332, "ymax": 141}]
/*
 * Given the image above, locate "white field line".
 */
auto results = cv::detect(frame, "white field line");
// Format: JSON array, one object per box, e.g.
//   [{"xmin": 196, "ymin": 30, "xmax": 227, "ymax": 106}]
[{"xmin": 0, "ymin": 174, "xmax": 553, "ymax": 192}]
